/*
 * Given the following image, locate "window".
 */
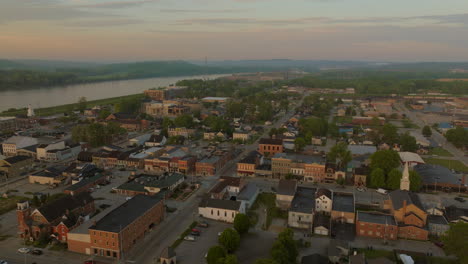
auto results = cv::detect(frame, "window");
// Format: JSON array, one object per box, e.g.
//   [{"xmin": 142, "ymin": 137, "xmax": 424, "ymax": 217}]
[
  {"xmin": 112, "ymin": 234, "xmax": 114, "ymax": 238},
  {"xmin": 225, "ymin": 211, "xmax": 227, "ymax": 217},
  {"xmin": 360, "ymin": 230, "xmax": 364, "ymax": 234},
  {"xmin": 368, "ymin": 231, "xmax": 373, "ymax": 235},
  {"xmin": 211, "ymin": 209, "xmax": 213, "ymax": 215},
  {"xmin": 94, "ymin": 249, "xmax": 98, "ymax": 254},
  {"xmin": 217, "ymin": 210, "xmax": 220, "ymax": 216}
]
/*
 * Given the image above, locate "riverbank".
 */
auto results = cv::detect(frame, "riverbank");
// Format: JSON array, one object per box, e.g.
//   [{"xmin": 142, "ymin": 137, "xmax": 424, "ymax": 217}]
[{"xmin": 0, "ymin": 93, "xmax": 144, "ymax": 117}]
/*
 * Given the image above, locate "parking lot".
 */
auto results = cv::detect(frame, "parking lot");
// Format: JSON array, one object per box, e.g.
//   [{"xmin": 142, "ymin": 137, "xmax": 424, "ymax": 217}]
[{"xmin": 176, "ymin": 219, "xmax": 231, "ymax": 264}]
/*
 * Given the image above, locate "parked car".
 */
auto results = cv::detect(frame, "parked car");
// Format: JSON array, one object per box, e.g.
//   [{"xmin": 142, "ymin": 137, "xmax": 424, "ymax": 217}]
[
  {"xmin": 454, "ymin": 197, "xmax": 466, "ymax": 203},
  {"xmin": 0, "ymin": 260, "xmax": 8, "ymax": 264},
  {"xmin": 31, "ymin": 249, "xmax": 43, "ymax": 255},
  {"xmin": 376, "ymin": 188, "xmax": 388, "ymax": 195},
  {"xmin": 17, "ymin": 248, "xmax": 30, "ymax": 254},
  {"xmin": 184, "ymin": 235, "xmax": 196, "ymax": 241},
  {"xmin": 191, "ymin": 228, "xmax": 201, "ymax": 233},
  {"xmin": 434, "ymin": 241, "xmax": 444, "ymax": 248},
  {"xmin": 190, "ymin": 231, "xmax": 200, "ymax": 236},
  {"xmin": 198, "ymin": 221, "xmax": 209, "ymax": 228}
]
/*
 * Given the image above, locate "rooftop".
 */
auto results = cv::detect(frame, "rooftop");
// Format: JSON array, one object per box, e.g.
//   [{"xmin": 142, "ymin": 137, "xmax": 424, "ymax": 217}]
[
  {"xmin": 290, "ymin": 187, "xmax": 316, "ymax": 213},
  {"xmin": 388, "ymin": 190, "xmax": 424, "ymax": 211},
  {"xmin": 348, "ymin": 145, "xmax": 377, "ymax": 156},
  {"xmin": 259, "ymin": 138, "xmax": 283, "ymax": 145},
  {"xmin": 210, "ymin": 176, "xmax": 243, "ymax": 194},
  {"xmin": 3, "ymin": 155, "xmax": 31, "ymax": 164},
  {"xmin": 357, "ymin": 211, "xmax": 397, "ymax": 225},
  {"xmin": 273, "ymin": 153, "xmax": 325, "ymax": 164},
  {"xmin": 199, "ymin": 198, "xmax": 241, "ymax": 211},
  {"xmin": 427, "ymin": 215, "xmax": 449, "ymax": 225},
  {"xmin": 399, "ymin": 152, "xmax": 425, "ymax": 164},
  {"xmin": 90, "ymin": 194, "xmax": 164, "ymax": 233},
  {"xmin": 332, "ymin": 192, "xmax": 355, "ymax": 213},
  {"xmin": 414, "ymin": 164, "xmax": 463, "ymax": 186},
  {"xmin": 237, "ymin": 183, "xmax": 259, "ymax": 201},
  {"xmin": 277, "ymin": 179, "xmax": 297, "ymax": 196},
  {"xmin": 64, "ymin": 174, "xmax": 105, "ymax": 192}
]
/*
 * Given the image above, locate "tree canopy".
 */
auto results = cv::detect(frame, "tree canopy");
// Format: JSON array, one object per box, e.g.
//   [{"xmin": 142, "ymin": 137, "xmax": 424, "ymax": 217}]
[
  {"xmin": 327, "ymin": 142, "xmax": 352, "ymax": 170},
  {"xmin": 442, "ymin": 222, "xmax": 468, "ymax": 264},
  {"xmin": 206, "ymin": 246, "xmax": 227, "ymax": 264},
  {"xmin": 370, "ymin": 168, "xmax": 386, "ymax": 188},
  {"xmin": 370, "ymin": 150, "xmax": 401, "ymax": 175},
  {"xmin": 409, "ymin": 170, "xmax": 422, "ymax": 192},
  {"xmin": 270, "ymin": 228, "xmax": 298, "ymax": 264},
  {"xmin": 218, "ymin": 228, "xmax": 241, "ymax": 253},
  {"xmin": 399, "ymin": 132, "xmax": 418, "ymax": 152},
  {"xmin": 445, "ymin": 126, "xmax": 468, "ymax": 148},
  {"xmin": 386, "ymin": 168, "xmax": 402, "ymax": 190},
  {"xmin": 233, "ymin": 213, "xmax": 250, "ymax": 235},
  {"xmin": 422, "ymin": 125, "xmax": 432, "ymax": 137}
]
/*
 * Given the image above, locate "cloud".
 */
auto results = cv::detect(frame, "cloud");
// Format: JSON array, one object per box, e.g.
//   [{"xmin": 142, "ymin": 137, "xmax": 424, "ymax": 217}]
[
  {"xmin": 63, "ymin": 18, "xmax": 145, "ymax": 27},
  {"xmin": 159, "ymin": 8, "xmax": 247, "ymax": 13},
  {"xmin": 172, "ymin": 17, "xmax": 327, "ymax": 26}
]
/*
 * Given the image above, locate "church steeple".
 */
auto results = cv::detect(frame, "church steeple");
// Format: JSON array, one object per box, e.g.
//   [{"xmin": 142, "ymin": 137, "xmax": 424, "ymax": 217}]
[
  {"xmin": 400, "ymin": 162, "xmax": 410, "ymax": 191},
  {"xmin": 27, "ymin": 104, "xmax": 35, "ymax": 117}
]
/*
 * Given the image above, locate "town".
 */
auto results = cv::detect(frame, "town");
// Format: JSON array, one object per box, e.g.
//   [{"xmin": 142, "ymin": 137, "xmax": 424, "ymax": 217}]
[{"xmin": 0, "ymin": 73, "xmax": 467, "ymax": 264}]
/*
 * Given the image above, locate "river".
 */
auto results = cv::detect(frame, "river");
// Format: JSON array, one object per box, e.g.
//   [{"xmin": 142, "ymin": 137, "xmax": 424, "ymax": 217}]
[{"xmin": 0, "ymin": 74, "xmax": 228, "ymax": 111}]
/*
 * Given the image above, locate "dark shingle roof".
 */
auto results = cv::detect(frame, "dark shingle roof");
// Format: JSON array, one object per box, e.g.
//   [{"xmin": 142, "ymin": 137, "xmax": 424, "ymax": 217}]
[
  {"xmin": 210, "ymin": 176, "xmax": 242, "ymax": 194},
  {"xmin": 38, "ymin": 192, "xmax": 94, "ymax": 223},
  {"xmin": 90, "ymin": 194, "xmax": 163, "ymax": 233},
  {"xmin": 199, "ymin": 198, "xmax": 241, "ymax": 211},
  {"xmin": 277, "ymin": 179, "xmax": 297, "ymax": 196},
  {"xmin": 313, "ymin": 214, "xmax": 330, "ymax": 229},
  {"xmin": 301, "ymin": 254, "xmax": 328, "ymax": 264},
  {"xmin": 388, "ymin": 190, "xmax": 424, "ymax": 211},
  {"xmin": 259, "ymin": 138, "xmax": 283, "ymax": 145},
  {"xmin": 3, "ymin": 155, "xmax": 31, "ymax": 164},
  {"xmin": 332, "ymin": 192, "xmax": 355, "ymax": 213},
  {"xmin": 64, "ymin": 174, "xmax": 105, "ymax": 192},
  {"xmin": 290, "ymin": 187, "xmax": 316, "ymax": 213},
  {"xmin": 427, "ymin": 215, "xmax": 449, "ymax": 225},
  {"xmin": 315, "ymin": 188, "xmax": 332, "ymax": 199},
  {"xmin": 357, "ymin": 211, "xmax": 397, "ymax": 225}
]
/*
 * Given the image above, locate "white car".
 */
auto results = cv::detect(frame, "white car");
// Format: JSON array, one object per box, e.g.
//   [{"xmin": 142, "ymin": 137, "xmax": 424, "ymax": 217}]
[
  {"xmin": 0, "ymin": 260, "xmax": 9, "ymax": 264},
  {"xmin": 184, "ymin": 235, "xmax": 196, "ymax": 241},
  {"xmin": 17, "ymin": 247, "xmax": 30, "ymax": 254}
]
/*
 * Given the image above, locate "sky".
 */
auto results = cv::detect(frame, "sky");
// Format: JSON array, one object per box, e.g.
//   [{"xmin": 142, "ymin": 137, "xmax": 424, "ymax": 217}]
[{"xmin": 1, "ymin": 0, "xmax": 468, "ymax": 62}]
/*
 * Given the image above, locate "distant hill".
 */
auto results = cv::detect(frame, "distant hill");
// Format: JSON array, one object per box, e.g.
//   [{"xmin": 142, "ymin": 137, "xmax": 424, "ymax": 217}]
[{"xmin": 0, "ymin": 59, "xmax": 28, "ymax": 70}]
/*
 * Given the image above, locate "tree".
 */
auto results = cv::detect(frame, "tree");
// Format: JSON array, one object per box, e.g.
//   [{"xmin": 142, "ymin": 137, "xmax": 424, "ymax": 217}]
[
  {"xmin": 422, "ymin": 125, "xmax": 432, "ymax": 137},
  {"xmin": 207, "ymin": 246, "xmax": 226, "ymax": 264},
  {"xmin": 233, "ymin": 213, "xmax": 250, "ymax": 235},
  {"xmin": 399, "ymin": 132, "xmax": 418, "ymax": 152},
  {"xmin": 386, "ymin": 168, "xmax": 402, "ymax": 190},
  {"xmin": 98, "ymin": 109, "xmax": 111, "ymax": 120},
  {"xmin": 77, "ymin": 96, "xmax": 87, "ymax": 113},
  {"xmin": 270, "ymin": 228, "xmax": 297, "ymax": 264},
  {"xmin": 370, "ymin": 168, "xmax": 386, "ymax": 188},
  {"xmin": 174, "ymin": 114, "xmax": 194, "ymax": 128},
  {"xmin": 382, "ymin": 123, "xmax": 399, "ymax": 145},
  {"xmin": 370, "ymin": 150, "xmax": 401, "ymax": 174},
  {"xmin": 32, "ymin": 195, "xmax": 40, "ymax": 207},
  {"xmin": 255, "ymin": 259, "xmax": 278, "ymax": 264},
  {"xmin": 294, "ymin": 137, "xmax": 307, "ymax": 152},
  {"xmin": 327, "ymin": 142, "xmax": 352, "ymax": 170},
  {"xmin": 409, "ymin": 171, "xmax": 422, "ymax": 191},
  {"xmin": 220, "ymin": 255, "xmax": 238, "ymax": 264},
  {"xmin": 218, "ymin": 228, "xmax": 240, "ymax": 253},
  {"xmin": 269, "ymin": 128, "xmax": 277, "ymax": 137},
  {"xmin": 441, "ymin": 222, "xmax": 468, "ymax": 264},
  {"xmin": 445, "ymin": 126, "xmax": 468, "ymax": 148}
]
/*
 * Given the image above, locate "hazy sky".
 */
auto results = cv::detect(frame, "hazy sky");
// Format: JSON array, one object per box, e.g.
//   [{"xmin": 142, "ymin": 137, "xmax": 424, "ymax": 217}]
[{"xmin": 1, "ymin": 0, "xmax": 468, "ymax": 62}]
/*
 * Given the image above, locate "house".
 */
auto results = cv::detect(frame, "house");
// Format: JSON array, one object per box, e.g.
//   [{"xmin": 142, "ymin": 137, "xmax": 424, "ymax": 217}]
[
  {"xmin": 311, "ymin": 137, "xmax": 323, "ymax": 146},
  {"xmin": 331, "ymin": 192, "xmax": 355, "ymax": 224},
  {"xmin": 208, "ymin": 176, "xmax": 246, "ymax": 200},
  {"xmin": 16, "ymin": 192, "xmax": 95, "ymax": 242},
  {"xmin": 0, "ymin": 155, "xmax": 33, "ymax": 179},
  {"xmin": 444, "ymin": 205, "xmax": 468, "ymax": 223},
  {"xmin": 233, "ymin": 132, "xmax": 250, "ymax": 142},
  {"xmin": 385, "ymin": 190, "xmax": 429, "ymax": 240},
  {"xmin": 356, "ymin": 211, "xmax": 398, "ymax": 240},
  {"xmin": 237, "ymin": 183, "xmax": 259, "ymax": 209},
  {"xmin": 315, "ymin": 188, "xmax": 333, "ymax": 214},
  {"xmin": 2, "ymin": 136, "xmax": 38, "ymax": 156},
  {"xmin": 288, "ymin": 187, "xmax": 316, "ymax": 230},
  {"xmin": 84, "ymin": 195, "xmax": 164, "ymax": 260},
  {"xmin": 258, "ymin": 138, "xmax": 283, "ymax": 157},
  {"xmin": 198, "ymin": 198, "xmax": 245, "ymax": 223},
  {"xmin": 237, "ymin": 151, "xmax": 262, "ymax": 177},
  {"xmin": 313, "ymin": 214, "xmax": 331, "ymax": 236},
  {"xmin": 353, "ymin": 166, "xmax": 369, "ymax": 187},
  {"xmin": 337, "ymin": 108, "xmax": 346, "ymax": 117},
  {"xmin": 145, "ymin": 134, "xmax": 167, "ymax": 147},
  {"xmin": 427, "ymin": 215, "xmax": 450, "ymax": 237},
  {"xmin": 168, "ymin": 127, "xmax": 195, "ymax": 138},
  {"xmin": 276, "ymin": 179, "xmax": 297, "ymax": 209}
]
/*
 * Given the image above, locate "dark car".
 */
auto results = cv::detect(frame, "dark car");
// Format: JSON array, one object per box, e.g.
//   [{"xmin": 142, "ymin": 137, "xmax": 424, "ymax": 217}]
[
  {"xmin": 84, "ymin": 261, "xmax": 97, "ymax": 264},
  {"xmin": 190, "ymin": 231, "xmax": 200, "ymax": 236},
  {"xmin": 454, "ymin": 197, "xmax": 466, "ymax": 203},
  {"xmin": 198, "ymin": 221, "xmax": 209, "ymax": 228},
  {"xmin": 434, "ymin": 241, "xmax": 444, "ymax": 248},
  {"xmin": 31, "ymin": 249, "xmax": 43, "ymax": 255}
]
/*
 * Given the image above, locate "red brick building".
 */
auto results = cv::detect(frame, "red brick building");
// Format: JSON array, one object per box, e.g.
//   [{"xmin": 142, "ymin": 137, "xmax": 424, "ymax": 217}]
[
  {"xmin": 258, "ymin": 138, "xmax": 283, "ymax": 157},
  {"xmin": 356, "ymin": 211, "xmax": 398, "ymax": 240},
  {"xmin": 68, "ymin": 195, "xmax": 165, "ymax": 260},
  {"xmin": 16, "ymin": 192, "xmax": 95, "ymax": 242}
]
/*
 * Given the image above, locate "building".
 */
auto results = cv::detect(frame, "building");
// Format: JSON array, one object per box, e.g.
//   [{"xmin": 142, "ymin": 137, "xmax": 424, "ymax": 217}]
[
  {"xmin": 315, "ymin": 188, "xmax": 333, "ymax": 214},
  {"xmin": 145, "ymin": 134, "xmax": 167, "ymax": 147},
  {"xmin": 276, "ymin": 179, "xmax": 297, "ymax": 209},
  {"xmin": 198, "ymin": 198, "xmax": 245, "ymax": 223},
  {"xmin": 331, "ymin": 192, "xmax": 355, "ymax": 224},
  {"xmin": 201, "ymin": 97, "xmax": 229, "ymax": 103},
  {"xmin": 0, "ymin": 155, "xmax": 33, "ymax": 179},
  {"xmin": 237, "ymin": 151, "xmax": 262, "ymax": 177},
  {"xmin": 414, "ymin": 164, "xmax": 466, "ymax": 192},
  {"xmin": 29, "ymin": 168, "xmax": 66, "ymax": 185},
  {"xmin": 167, "ymin": 127, "xmax": 195, "ymax": 138},
  {"xmin": 352, "ymin": 116, "xmax": 385, "ymax": 126},
  {"xmin": 354, "ymin": 166, "xmax": 369, "ymax": 187},
  {"xmin": 36, "ymin": 141, "xmax": 81, "ymax": 162},
  {"xmin": 2, "ymin": 136, "xmax": 38, "ymax": 156},
  {"xmin": 115, "ymin": 173, "xmax": 185, "ymax": 197},
  {"xmin": 258, "ymin": 138, "xmax": 283, "ymax": 157},
  {"xmin": 144, "ymin": 89, "xmax": 166, "ymax": 100},
  {"xmin": 400, "ymin": 162, "xmax": 410, "ymax": 191},
  {"xmin": 233, "ymin": 132, "xmax": 250, "ymax": 142},
  {"xmin": 84, "ymin": 195, "xmax": 165, "ymax": 260},
  {"xmin": 271, "ymin": 153, "xmax": 326, "ymax": 181},
  {"xmin": 356, "ymin": 211, "xmax": 398, "ymax": 240},
  {"xmin": 398, "ymin": 152, "xmax": 425, "ymax": 167},
  {"xmin": 195, "ymin": 151, "xmax": 232, "ymax": 177},
  {"xmin": 0, "ymin": 116, "xmax": 17, "ymax": 131},
  {"xmin": 348, "ymin": 145, "xmax": 377, "ymax": 156},
  {"xmin": 208, "ymin": 176, "xmax": 246, "ymax": 200},
  {"xmin": 385, "ymin": 190, "xmax": 428, "ymax": 240},
  {"xmin": 427, "ymin": 215, "xmax": 450, "ymax": 237},
  {"xmin": 64, "ymin": 174, "xmax": 108, "ymax": 196},
  {"xmin": 444, "ymin": 205, "xmax": 468, "ymax": 223},
  {"xmin": 313, "ymin": 214, "xmax": 331, "ymax": 236},
  {"xmin": 16, "ymin": 192, "xmax": 95, "ymax": 241},
  {"xmin": 288, "ymin": 187, "xmax": 316, "ymax": 230},
  {"xmin": 237, "ymin": 183, "xmax": 259, "ymax": 209}
]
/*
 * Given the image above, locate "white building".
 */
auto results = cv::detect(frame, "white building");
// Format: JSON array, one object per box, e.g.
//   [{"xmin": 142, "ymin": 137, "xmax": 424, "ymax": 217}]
[
  {"xmin": 198, "ymin": 199, "xmax": 245, "ymax": 223},
  {"xmin": 2, "ymin": 136, "xmax": 38, "ymax": 156},
  {"xmin": 288, "ymin": 187, "xmax": 316, "ymax": 230},
  {"xmin": 36, "ymin": 141, "xmax": 81, "ymax": 161},
  {"xmin": 315, "ymin": 188, "xmax": 333, "ymax": 214}
]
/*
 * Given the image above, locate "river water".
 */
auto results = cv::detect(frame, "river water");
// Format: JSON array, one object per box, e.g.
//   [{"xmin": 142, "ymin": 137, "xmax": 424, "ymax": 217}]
[{"xmin": 0, "ymin": 74, "xmax": 228, "ymax": 111}]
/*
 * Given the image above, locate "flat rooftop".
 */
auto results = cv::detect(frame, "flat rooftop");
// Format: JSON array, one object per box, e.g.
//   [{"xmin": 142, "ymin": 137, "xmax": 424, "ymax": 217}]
[
  {"xmin": 332, "ymin": 192, "xmax": 355, "ymax": 213},
  {"xmin": 357, "ymin": 211, "xmax": 396, "ymax": 225}
]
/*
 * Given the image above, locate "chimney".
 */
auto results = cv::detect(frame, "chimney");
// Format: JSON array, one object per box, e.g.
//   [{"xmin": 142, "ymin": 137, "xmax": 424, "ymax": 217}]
[{"xmin": 403, "ymin": 200, "xmax": 407, "ymax": 216}]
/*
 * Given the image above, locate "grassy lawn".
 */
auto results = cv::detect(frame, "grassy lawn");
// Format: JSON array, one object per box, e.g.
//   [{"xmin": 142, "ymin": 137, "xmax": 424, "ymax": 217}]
[
  {"xmin": 334, "ymin": 116, "xmax": 353, "ymax": 124},
  {"xmin": 428, "ymin": 147, "xmax": 454, "ymax": 157},
  {"xmin": 0, "ymin": 196, "xmax": 30, "ymax": 215},
  {"xmin": 424, "ymin": 158, "xmax": 468, "ymax": 173},
  {"xmin": 0, "ymin": 93, "xmax": 144, "ymax": 117}
]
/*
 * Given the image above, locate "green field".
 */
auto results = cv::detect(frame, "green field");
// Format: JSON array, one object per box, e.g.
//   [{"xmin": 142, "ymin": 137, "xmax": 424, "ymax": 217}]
[
  {"xmin": 0, "ymin": 93, "xmax": 144, "ymax": 117},
  {"xmin": 428, "ymin": 147, "xmax": 454, "ymax": 157},
  {"xmin": 0, "ymin": 196, "xmax": 30, "ymax": 215},
  {"xmin": 424, "ymin": 158, "xmax": 468, "ymax": 172}
]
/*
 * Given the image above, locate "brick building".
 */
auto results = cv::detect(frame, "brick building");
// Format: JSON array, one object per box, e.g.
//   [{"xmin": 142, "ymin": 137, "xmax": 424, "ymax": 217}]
[
  {"xmin": 258, "ymin": 138, "xmax": 283, "ymax": 157},
  {"xmin": 271, "ymin": 153, "xmax": 325, "ymax": 181},
  {"xmin": 356, "ymin": 211, "xmax": 398, "ymax": 240},
  {"xmin": 63, "ymin": 174, "xmax": 108, "ymax": 196},
  {"xmin": 331, "ymin": 192, "xmax": 355, "ymax": 224},
  {"xmin": 237, "ymin": 151, "xmax": 262, "ymax": 177}
]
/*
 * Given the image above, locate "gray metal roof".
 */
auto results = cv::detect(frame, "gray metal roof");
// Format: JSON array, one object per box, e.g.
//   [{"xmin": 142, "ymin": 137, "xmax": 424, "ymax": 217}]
[
  {"xmin": 427, "ymin": 215, "xmax": 449, "ymax": 225},
  {"xmin": 357, "ymin": 211, "xmax": 397, "ymax": 225},
  {"xmin": 199, "ymin": 198, "xmax": 241, "ymax": 211},
  {"xmin": 237, "ymin": 183, "xmax": 259, "ymax": 201},
  {"xmin": 290, "ymin": 187, "xmax": 316, "ymax": 213},
  {"xmin": 332, "ymin": 192, "xmax": 355, "ymax": 213},
  {"xmin": 414, "ymin": 164, "xmax": 463, "ymax": 185}
]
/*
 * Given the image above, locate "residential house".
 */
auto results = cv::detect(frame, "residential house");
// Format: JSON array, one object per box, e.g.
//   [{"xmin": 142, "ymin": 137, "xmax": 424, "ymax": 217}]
[
  {"xmin": 276, "ymin": 179, "xmax": 297, "ymax": 209},
  {"xmin": 208, "ymin": 176, "xmax": 246, "ymax": 200},
  {"xmin": 233, "ymin": 132, "xmax": 250, "ymax": 142},
  {"xmin": 315, "ymin": 188, "xmax": 333, "ymax": 214},
  {"xmin": 427, "ymin": 215, "xmax": 450, "ymax": 237},
  {"xmin": 331, "ymin": 192, "xmax": 355, "ymax": 224},
  {"xmin": 356, "ymin": 211, "xmax": 398, "ymax": 240},
  {"xmin": 198, "ymin": 198, "xmax": 245, "ymax": 223},
  {"xmin": 313, "ymin": 214, "xmax": 331, "ymax": 236},
  {"xmin": 288, "ymin": 187, "xmax": 316, "ymax": 230}
]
